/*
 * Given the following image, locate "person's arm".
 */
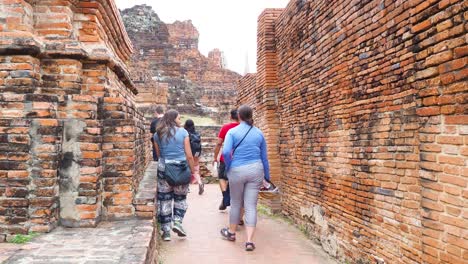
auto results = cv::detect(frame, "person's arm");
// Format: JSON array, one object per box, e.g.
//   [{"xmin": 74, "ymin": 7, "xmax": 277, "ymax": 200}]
[
  {"xmin": 150, "ymin": 120, "xmax": 157, "ymax": 134},
  {"xmin": 153, "ymin": 134, "xmax": 161, "ymax": 157},
  {"xmin": 221, "ymin": 131, "xmax": 234, "ymax": 169},
  {"xmin": 153, "ymin": 141, "xmax": 160, "ymax": 158},
  {"xmin": 213, "ymin": 138, "xmax": 223, "ymax": 165},
  {"xmin": 260, "ymin": 135, "xmax": 270, "ymax": 181},
  {"xmin": 184, "ymin": 136, "xmax": 195, "ymax": 173}
]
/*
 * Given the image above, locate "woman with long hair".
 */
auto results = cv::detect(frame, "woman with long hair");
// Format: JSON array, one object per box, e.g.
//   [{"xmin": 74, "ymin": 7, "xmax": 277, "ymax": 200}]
[
  {"xmin": 154, "ymin": 109, "xmax": 195, "ymax": 241},
  {"xmin": 184, "ymin": 119, "xmax": 204, "ymax": 195},
  {"xmin": 219, "ymin": 105, "xmax": 270, "ymax": 251}
]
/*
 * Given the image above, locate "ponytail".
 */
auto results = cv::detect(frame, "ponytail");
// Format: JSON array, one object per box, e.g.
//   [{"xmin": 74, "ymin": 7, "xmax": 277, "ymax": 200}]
[{"xmin": 238, "ymin": 105, "xmax": 254, "ymax": 126}]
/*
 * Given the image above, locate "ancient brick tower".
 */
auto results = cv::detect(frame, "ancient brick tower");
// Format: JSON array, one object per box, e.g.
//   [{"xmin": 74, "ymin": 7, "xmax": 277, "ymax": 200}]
[
  {"xmin": 121, "ymin": 5, "xmax": 241, "ymax": 123},
  {"xmin": 0, "ymin": 0, "xmax": 151, "ymax": 240}
]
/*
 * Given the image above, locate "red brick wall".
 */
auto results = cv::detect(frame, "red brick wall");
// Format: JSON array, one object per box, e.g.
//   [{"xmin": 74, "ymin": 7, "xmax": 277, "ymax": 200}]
[
  {"xmin": 0, "ymin": 0, "xmax": 151, "ymax": 239},
  {"xmin": 238, "ymin": 1, "xmax": 467, "ymax": 263}
]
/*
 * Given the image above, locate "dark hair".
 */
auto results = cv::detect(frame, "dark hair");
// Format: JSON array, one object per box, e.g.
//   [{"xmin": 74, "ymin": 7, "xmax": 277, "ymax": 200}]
[
  {"xmin": 230, "ymin": 109, "xmax": 238, "ymax": 120},
  {"xmin": 156, "ymin": 109, "xmax": 179, "ymax": 142},
  {"xmin": 184, "ymin": 119, "xmax": 195, "ymax": 133},
  {"xmin": 155, "ymin": 105, "xmax": 164, "ymax": 114},
  {"xmin": 238, "ymin": 105, "xmax": 253, "ymax": 126}
]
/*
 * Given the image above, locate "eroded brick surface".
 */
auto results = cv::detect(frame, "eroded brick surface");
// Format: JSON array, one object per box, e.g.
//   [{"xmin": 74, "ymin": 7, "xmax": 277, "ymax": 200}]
[
  {"xmin": 0, "ymin": 0, "xmax": 152, "ymax": 239},
  {"xmin": 238, "ymin": 1, "xmax": 467, "ymax": 263}
]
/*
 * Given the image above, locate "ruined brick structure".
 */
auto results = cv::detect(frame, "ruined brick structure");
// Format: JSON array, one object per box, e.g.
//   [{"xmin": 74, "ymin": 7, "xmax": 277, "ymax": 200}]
[
  {"xmin": 239, "ymin": 1, "xmax": 467, "ymax": 263},
  {"xmin": 121, "ymin": 5, "xmax": 240, "ymax": 121},
  {"xmin": 0, "ymin": 0, "xmax": 151, "ymax": 240}
]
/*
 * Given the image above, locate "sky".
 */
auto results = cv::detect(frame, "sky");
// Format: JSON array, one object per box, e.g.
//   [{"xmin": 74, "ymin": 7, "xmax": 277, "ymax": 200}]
[{"xmin": 115, "ymin": 0, "xmax": 290, "ymax": 75}]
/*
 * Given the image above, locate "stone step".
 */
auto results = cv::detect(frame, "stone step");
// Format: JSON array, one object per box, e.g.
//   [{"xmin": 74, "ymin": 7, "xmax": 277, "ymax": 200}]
[
  {"xmin": 133, "ymin": 161, "xmax": 158, "ymax": 219},
  {"xmin": 1, "ymin": 219, "xmax": 157, "ymax": 264}
]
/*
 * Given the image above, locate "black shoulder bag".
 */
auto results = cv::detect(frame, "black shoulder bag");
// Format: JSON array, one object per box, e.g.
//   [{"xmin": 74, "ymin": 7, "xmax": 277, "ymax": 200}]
[
  {"xmin": 164, "ymin": 161, "xmax": 191, "ymax": 186},
  {"xmin": 231, "ymin": 126, "xmax": 253, "ymax": 158}
]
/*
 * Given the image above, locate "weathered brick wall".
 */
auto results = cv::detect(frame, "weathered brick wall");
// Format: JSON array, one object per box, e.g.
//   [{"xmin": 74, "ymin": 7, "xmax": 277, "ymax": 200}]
[
  {"xmin": 237, "ymin": 10, "xmax": 284, "ymax": 211},
  {"xmin": 238, "ymin": 1, "xmax": 467, "ymax": 263},
  {"xmin": 0, "ymin": 0, "xmax": 151, "ymax": 239}
]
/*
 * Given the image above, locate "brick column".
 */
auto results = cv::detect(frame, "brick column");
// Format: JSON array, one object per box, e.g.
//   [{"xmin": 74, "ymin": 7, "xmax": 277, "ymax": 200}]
[
  {"xmin": 255, "ymin": 9, "xmax": 283, "ymax": 212},
  {"xmin": 0, "ymin": 0, "xmax": 62, "ymax": 238}
]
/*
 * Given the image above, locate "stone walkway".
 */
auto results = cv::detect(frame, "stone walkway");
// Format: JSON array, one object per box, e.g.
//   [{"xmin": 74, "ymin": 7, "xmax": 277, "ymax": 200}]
[
  {"xmin": 0, "ymin": 219, "xmax": 155, "ymax": 264},
  {"xmin": 160, "ymin": 184, "xmax": 337, "ymax": 264},
  {"xmin": 0, "ymin": 172, "xmax": 337, "ymax": 264}
]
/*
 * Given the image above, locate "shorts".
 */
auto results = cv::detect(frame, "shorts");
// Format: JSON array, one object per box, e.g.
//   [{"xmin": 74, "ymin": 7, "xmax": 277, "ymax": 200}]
[{"xmin": 218, "ymin": 161, "xmax": 228, "ymax": 181}]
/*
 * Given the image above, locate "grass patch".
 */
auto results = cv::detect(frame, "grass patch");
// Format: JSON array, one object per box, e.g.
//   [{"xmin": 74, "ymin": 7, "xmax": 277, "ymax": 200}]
[
  {"xmin": 9, "ymin": 232, "xmax": 39, "ymax": 244},
  {"xmin": 257, "ymin": 204, "xmax": 312, "ymax": 238},
  {"xmin": 257, "ymin": 204, "xmax": 293, "ymax": 225},
  {"xmin": 180, "ymin": 114, "xmax": 217, "ymax": 126}
]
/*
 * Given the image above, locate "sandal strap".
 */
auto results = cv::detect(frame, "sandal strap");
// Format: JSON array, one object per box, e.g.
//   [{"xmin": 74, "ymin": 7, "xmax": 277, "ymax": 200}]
[
  {"xmin": 223, "ymin": 228, "xmax": 235, "ymax": 236},
  {"xmin": 221, "ymin": 228, "xmax": 236, "ymax": 240}
]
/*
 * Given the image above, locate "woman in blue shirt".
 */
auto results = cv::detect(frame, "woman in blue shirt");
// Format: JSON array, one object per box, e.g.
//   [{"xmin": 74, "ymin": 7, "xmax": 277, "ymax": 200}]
[
  {"xmin": 154, "ymin": 109, "xmax": 195, "ymax": 242},
  {"xmin": 220, "ymin": 105, "xmax": 270, "ymax": 251}
]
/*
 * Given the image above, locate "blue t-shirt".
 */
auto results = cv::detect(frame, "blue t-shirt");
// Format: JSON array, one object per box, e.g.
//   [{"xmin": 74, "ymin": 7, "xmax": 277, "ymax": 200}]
[
  {"xmin": 222, "ymin": 122, "xmax": 270, "ymax": 180},
  {"xmin": 154, "ymin": 127, "xmax": 188, "ymax": 161}
]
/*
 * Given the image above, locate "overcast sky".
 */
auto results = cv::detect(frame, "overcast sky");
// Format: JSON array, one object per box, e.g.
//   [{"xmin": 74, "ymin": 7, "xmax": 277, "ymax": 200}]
[{"xmin": 115, "ymin": 0, "xmax": 289, "ymax": 75}]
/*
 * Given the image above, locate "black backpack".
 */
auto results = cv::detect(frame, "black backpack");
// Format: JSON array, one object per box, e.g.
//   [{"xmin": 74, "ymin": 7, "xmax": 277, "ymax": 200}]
[{"xmin": 189, "ymin": 131, "xmax": 202, "ymax": 157}]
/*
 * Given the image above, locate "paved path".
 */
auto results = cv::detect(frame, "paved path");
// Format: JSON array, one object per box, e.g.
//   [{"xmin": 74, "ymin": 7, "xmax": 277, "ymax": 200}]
[
  {"xmin": 160, "ymin": 184, "xmax": 337, "ymax": 264},
  {"xmin": 1, "ymin": 219, "xmax": 155, "ymax": 264}
]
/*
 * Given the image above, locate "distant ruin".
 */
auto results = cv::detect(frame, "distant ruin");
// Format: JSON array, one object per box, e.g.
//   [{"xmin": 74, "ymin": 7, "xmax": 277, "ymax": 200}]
[{"xmin": 121, "ymin": 5, "xmax": 241, "ymax": 123}]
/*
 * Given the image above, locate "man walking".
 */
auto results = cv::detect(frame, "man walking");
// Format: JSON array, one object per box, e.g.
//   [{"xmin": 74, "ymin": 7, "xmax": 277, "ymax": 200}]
[
  {"xmin": 150, "ymin": 106, "xmax": 164, "ymax": 161},
  {"xmin": 213, "ymin": 109, "xmax": 239, "ymax": 210}
]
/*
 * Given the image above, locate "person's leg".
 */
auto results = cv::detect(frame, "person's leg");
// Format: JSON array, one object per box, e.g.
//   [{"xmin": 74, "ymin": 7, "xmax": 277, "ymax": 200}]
[
  {"xmin": 157, "ymin": 176, "xmax": 174, "ymax": 237},
  {"xmin": 193, "ymin": 156, "xmax": 204, "ymax": 194},
  {"xmin": 218, "ymin": 161, "xmax": 230, "ymax": 209},
  {"xmin": 227, "ymin": 169, "xmax": 245, "ymax": 234},
  {"xmin": 243, "ymin": 163, "xmax": 263, "ymax": 243},
  {"xmin": 193, "ymin": 156, "xmax": 201, "ymax": 184},
  {"xmin": 172, "ymin": 183, "xmax": 189, "ymax": 236}
]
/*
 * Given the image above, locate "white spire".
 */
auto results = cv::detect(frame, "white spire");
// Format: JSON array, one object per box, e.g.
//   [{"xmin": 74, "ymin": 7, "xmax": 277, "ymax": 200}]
[{"xmin": 243, "ymin": 52, "xmax": 250, "ymax": 75}]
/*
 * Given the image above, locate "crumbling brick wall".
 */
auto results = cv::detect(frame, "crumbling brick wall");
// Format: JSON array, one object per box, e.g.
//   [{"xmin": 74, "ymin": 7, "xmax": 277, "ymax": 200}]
[
  {"xmin": 238, "ymin": 1, "xmax": 467, "ymax": 263},
  {"xmin": 0, "ymin": 0, "xmax": 152, "ymax": 239}
]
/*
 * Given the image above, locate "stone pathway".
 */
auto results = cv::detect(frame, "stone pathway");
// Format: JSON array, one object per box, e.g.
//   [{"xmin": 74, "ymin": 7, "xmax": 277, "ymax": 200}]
[
  {"xmin": 1, "ymin": 162, "xmax": 160, "ymax": 264},
  {"xmin": 160, "ymin": 184, "xmax": 337, "ymax": 264},
  {"xmin": 1, "ymin": 219, "xmax": 155, "ymax": 264},
  {"xmin": 134, "ymin": 162, "xmax": 158, "ymax": 218},
  {"xmin": 1, "ymin": 167, "xmax": 337, "ymax": 264}
]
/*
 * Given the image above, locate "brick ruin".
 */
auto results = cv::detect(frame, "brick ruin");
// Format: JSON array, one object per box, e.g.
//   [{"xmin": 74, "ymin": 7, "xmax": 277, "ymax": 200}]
[
  {"xmin": 238, "ymin": 0, "xmax": 467, "ymax": 263},
  {"xmin": 0, "ymin": 0, "xmax": 151, "ymax": 240},
  {"xmin": 121, "ymin": 5, "xmax": 241, "ymax": 122}
]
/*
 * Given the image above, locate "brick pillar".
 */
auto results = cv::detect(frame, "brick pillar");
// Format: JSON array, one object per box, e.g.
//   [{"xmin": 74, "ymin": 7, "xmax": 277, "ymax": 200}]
[
  {"xmin": 33, "ymin": 0, "xmax": 103, "ymax": 227},
  {"xmin": 102, "ymin": 98, "xmax": 136, "ymax": 219},
  {"xmin": 0, "ymin": 0, "xmax": 62, "ymax": 239},
  {"xmin": 256, "ymin": 9, "xmax": 283, "ymax": 212}
]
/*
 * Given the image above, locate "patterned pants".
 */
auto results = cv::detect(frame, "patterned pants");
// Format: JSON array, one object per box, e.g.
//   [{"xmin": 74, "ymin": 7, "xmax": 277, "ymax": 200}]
[{"xmin": 157, "ymin": 170, "xmax": 189, "ymax": 232}]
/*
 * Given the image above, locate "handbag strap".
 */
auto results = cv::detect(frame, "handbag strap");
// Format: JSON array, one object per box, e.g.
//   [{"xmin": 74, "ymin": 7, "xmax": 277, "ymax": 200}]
[{"xmin": 232, "ymin": 125, "xmax": 253, "ymax": 156}]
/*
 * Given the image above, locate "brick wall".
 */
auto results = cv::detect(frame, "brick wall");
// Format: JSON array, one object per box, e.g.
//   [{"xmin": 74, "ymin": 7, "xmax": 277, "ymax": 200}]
[
  {"xmin": 238, "ymin": 1, "xmax": 467, "ymax": 263},
  {"xmin": 0, "ymin": 0, "xmax": 151, "ymax": 239}
]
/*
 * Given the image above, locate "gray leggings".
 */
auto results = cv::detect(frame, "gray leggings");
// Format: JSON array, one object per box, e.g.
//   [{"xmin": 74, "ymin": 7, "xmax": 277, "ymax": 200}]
[{"xmin": 227, "ymin": 162, "xmax": 264, "ymax": 227}]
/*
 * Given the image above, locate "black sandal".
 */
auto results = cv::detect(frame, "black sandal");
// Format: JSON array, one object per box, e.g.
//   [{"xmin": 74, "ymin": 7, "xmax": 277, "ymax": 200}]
[
  {"xmin": 220, "ymin": 228, "xmax": 236, "ymax": 241},
  {"xmin": 245, "ymin": 242, "xmax": 255, "ymax": 251}
]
